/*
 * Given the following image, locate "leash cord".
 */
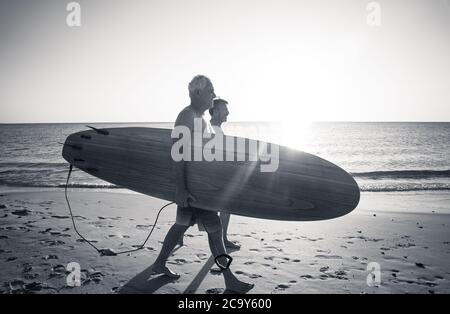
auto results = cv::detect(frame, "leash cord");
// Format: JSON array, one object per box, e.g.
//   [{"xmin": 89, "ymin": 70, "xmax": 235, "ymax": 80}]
[{"xmin": 64, "ymin": 164, "xmax": 174, "ymax": 256}]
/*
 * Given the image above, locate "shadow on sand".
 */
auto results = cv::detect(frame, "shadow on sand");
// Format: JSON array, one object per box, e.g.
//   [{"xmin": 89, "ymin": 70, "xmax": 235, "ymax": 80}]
[
  {"xmin": 119, "ymin": 265, "xmax": 178, "ymax": 294},
  {"xmin": 119, "ymin": 246, "xmax": 242, "ymax": 294}
]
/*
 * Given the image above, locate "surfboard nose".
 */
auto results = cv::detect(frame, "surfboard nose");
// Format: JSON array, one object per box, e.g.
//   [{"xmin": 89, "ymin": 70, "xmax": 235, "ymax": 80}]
[{"xmin": 62, "ymin": 132, "xmax": 86, "ymax": 164}]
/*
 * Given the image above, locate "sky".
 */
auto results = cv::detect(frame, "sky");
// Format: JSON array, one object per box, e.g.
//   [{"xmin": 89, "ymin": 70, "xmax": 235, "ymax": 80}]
[{"xmin": 0, "ymin": 0, "xmax": 449, "ymax": 123}]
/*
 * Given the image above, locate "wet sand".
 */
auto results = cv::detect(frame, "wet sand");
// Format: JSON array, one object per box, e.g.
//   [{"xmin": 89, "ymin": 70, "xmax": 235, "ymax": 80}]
[{"xmin": 0, "ymin": 189, "xmax": 449, "ymax": 294}]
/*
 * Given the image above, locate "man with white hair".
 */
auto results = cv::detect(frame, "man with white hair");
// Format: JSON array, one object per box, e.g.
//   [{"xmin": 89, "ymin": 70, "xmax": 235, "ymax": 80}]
[{"xmin": 149, "ymin": 75, "xmax": 253, "ymax": 294}]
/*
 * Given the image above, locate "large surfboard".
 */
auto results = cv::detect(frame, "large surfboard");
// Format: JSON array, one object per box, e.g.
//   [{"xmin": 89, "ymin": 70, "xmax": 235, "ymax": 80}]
[{"xmin": 62, "ymin": 127, "xmax": 359, "ymax": 221}]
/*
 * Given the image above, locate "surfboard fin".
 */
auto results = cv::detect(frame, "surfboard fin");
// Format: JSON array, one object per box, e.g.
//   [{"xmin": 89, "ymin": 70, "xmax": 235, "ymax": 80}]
[{"xmin": 86, "ymin": 125, "xmax": 109, "ymax": 136}]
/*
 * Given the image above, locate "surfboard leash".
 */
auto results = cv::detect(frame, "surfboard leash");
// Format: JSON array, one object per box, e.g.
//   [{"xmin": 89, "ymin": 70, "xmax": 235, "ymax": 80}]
[{"xmin": 64, "ymin": 164, "xmax": 175, "ymax": 256}]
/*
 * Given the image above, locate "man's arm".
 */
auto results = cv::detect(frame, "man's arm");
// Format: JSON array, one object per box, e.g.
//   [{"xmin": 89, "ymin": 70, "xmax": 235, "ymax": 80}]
[
  {"xmin": 174, "ymin": 159, "xmax": 196, "ymax": 207},
  {"xmin": 173, "ymin": 110, "xmax": 197, "ymax": 207}
]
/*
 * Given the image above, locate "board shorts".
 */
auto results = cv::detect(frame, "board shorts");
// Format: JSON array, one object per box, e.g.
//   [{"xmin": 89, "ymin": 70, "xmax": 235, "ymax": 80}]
[{"xmin": 175, "ymin": 205, "xmax": 221, "ymax": 233}]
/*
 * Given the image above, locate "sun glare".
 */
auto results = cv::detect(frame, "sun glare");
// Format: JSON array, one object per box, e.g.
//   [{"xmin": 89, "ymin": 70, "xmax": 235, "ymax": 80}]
[{"xmin": 279, "ymin": 116, "xmax": 313, "ymax": 151}]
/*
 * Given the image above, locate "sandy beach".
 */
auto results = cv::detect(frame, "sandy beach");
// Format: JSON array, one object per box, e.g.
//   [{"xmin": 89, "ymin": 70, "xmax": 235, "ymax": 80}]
[{"xmin": 0, "ymin": 189, "xmax": 449, "ymax": 294}]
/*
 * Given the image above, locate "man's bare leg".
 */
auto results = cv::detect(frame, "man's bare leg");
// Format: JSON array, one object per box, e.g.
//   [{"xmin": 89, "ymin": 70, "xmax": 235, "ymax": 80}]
[
  {"xmin": 220, "ymin": 212, "xmax": 240, "ymax": 250},
  {"xmin": 177, "ymin": 234, "xmax": 184, "ymax": 247},
  {"xmin": 207, "ymin": 228, "xmax": 254, "ymax": 293},
  {"xmin": 150, "ymin": 223, "xmax": 189, "ymax": 278}
]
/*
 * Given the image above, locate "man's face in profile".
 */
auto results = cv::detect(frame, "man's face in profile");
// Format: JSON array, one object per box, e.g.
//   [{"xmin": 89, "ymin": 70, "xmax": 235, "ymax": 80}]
[
  {"xmin": 197, "ymin": 82, "xmax": 216, "ymax": 111},
  {"xmin": 217, "ymin": 104, "xmax": 229, "ymax": 123}
]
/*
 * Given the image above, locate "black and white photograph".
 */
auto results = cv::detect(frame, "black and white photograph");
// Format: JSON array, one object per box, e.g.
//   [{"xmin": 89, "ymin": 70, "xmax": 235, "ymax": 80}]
[{"xmin": 0, "ymin": 0, "xmax": 449, "ymax": 297}]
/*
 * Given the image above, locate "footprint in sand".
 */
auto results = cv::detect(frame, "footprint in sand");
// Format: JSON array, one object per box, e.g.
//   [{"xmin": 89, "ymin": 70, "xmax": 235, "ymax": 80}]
[
  {"xmin": 261, "ymin": 263, "xmax": 277, "ymax": 270},
  {"xmin": 235, "ymin": 270, "xmax": 262, "ymax": 279},
  {"xmin": 12, "ymin": 209, "xmax": 30, "ymax": 216},
  {"xmin": 206, "ymin": 288, "xmax": 225, "ymax": 294},
  {"xmin": 415, "ymin": 262, "xmax": 426, "ymax": 269},
  {"xmin": 167, "ymin": 258, "xmax": 189, "ymax": 265},
  {"xmin": 300, "ymin": 275, "xmax": 313, "ymax": 279},
  {"xmin": 320, "ymin": 266, "xmax": 330, "ymax": 272},
  {"xmin": 334, "ymin": 270, "xmax": 348, "ymax": 279},
  {"xmin": 307, "ymin": 237, "xmax": 324, "ymax": 242},
  {"xmin": 136, "ymin": 224, "xmax": 152, "ymax": 230},
  {"xmin": 3, "ymin": 280, "xmax": 52, "ymax": 293},
  {"xmin": 24, "ymin": 273, "xmax": 39, "ymax": 280},
  {"xmin": 108, "ymin": 234, "xmax": 130, "ymax": 239},
  {"xmin": 43, "ymin": 254, "xmax": 59, "ymax": 260},
  {"xmin": 90, "ymin": 221, "xmax": 114, "ymax": 228},
  {"xmin": 196, "ymin": 253, "xmax": 209, "ymax": 260},
  {"xmin": 84, "ymin": 270, "xmax": 105, "ymax": 284},
  {"xmin": 40, "ymin": 240, "xmax": 66, "ymax": 246},
  {"xmin": 51, "ymin": 215, "xmax": 69, "ymax": 219},
  {"xmin": 76, "ymin": 238, "xmax": 98, "ymax": 243},
  {"xmin": 343, "ymin": 235, "xmax": 383, "ymax": 242},
  {"xmin": 275, "ymin": 283, "xmax": 290, "ymax": 291},
  {"xmin": 315, "ymin": 254, "xmax": 343, "ymax": 260},
  {"xmin": 22, "ymin": 263, "xmax": 32, "ymax": 273}
]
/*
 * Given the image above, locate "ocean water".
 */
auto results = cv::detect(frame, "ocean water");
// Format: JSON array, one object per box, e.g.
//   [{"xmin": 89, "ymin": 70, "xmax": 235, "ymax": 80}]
[{"xmin": 0, "ymin": 122, "xmax": 449, "ymax": 192}]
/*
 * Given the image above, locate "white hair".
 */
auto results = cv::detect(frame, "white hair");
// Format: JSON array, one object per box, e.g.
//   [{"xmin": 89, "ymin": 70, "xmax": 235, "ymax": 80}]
[{"xmin": 188, "ymin": 75, "xmax": 211, "ymax": 95}]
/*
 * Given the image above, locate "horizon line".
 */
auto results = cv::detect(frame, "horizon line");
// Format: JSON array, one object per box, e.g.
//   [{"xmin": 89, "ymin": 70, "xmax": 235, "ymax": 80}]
[{"xmin": 1, "ymin": 120, "xmax": 450, "ymax": 125}]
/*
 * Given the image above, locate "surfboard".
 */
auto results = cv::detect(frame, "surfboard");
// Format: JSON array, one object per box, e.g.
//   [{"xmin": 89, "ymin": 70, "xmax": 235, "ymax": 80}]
[{"xmin": 62, "ymin": 127, "xmax": 360, "ymax": 221}]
